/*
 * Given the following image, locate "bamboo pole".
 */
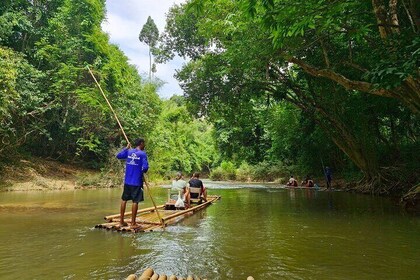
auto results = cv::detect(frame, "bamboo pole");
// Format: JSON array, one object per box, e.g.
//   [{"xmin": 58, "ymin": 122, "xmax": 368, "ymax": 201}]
[
  {"xmin": 86, "ymin": 65, "xmax": 129, "ymax": 144},
  {"xmin": 126, "ymin": 274, "xmax": 138, "ymax": 280},
  {"xmin": 157, "ymin": 274, "xmax": 167, "ymax": 280},
  {"xmin": 139, "ymin": 267, "xmax": 154, "ymax": 280},
  {"xmin": 105, "ymin": 205, "xmax": 165, "ymax": 220},
  {"xmin": 86, "ymin": 65, "xmax": 163, "ymax": 229},
  {"xmin": 150, "ymin": 273, "xmax": 159, "ymax": 280},
  {"xmin": 143, "ymin": 174, "xmax": 165, "ymax": 229}
]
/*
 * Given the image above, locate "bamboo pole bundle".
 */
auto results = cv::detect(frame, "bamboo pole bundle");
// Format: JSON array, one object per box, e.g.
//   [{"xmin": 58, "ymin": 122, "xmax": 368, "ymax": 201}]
[
  {"xmin": 97, "ymin": 195, "xmax": 220, "ymax": 232},
  {"xmin": 126, "ymin": 269, "xmax": 226, "ymax": 280},
  {"xmin": 105, "ymin": 205, "xmax": 165, "ymax": 220},
  {"xmin": 138, "ymin": 268, "xmax": 154, "ymax": 280},
  {"xmin": 162, "ymin": 197, "xmax": 218, "ymax": 222}
]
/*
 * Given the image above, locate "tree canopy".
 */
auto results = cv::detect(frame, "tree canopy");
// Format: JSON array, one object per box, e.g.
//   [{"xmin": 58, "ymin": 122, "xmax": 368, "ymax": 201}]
[
  {"xmin": 0, "ymin": 0, "xmax": 213, "ymax": 178},
  {"xmin": 156, "ymin": 0, "xmax": 419, "ymax": 193},
  {"xmin": 139, "ymin": 16, "xmax": 160, "ymax": 80}
]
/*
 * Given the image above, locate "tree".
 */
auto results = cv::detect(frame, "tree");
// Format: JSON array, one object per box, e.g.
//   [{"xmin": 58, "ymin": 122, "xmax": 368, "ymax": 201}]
[
  {"xmin": 148, "ymin": 96, "xmax": 216, "ymax": 177},
  {"xmin": 158, "ymin": 0, "xmax": 419, "ymax": 194},
  {"xmin": 241, "ymin": 0, "xmax": 420, "ymax": 114},
  {"xmin": 0, "ymin": 47, "xmax": 48, "ymax": 154},
  {"xmin": 139, "ymin": 16, "xmax": 159, "ymax": 80},
  {"xmin": 0, "ymin": 0, "xmax": 163, "ymax": 165}
]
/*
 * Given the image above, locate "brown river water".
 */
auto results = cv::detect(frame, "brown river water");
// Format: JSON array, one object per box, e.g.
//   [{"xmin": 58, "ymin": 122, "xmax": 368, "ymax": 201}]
[{"xmin": 0, "ymin": 182, "xmax": 419, "ymax": 279}]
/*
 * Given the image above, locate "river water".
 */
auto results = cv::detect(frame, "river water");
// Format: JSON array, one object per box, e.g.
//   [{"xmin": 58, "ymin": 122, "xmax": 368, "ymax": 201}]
[{"xmin": 0, "ymin": 182, "xmax": 419, "ymax": 280}]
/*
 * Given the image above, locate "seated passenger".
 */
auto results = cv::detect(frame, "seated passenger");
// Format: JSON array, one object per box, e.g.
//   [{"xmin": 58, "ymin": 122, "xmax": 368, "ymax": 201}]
[
  {"xmin": 301, "ymin": 175, "xmax": 314, "ymax": 188},
  {"xmin": 286, "ymin": 175, "xmax": 298, "ymax": 187},
  {"xmin": 171, "ymin": 172, "xmax": 189, "ymax": 208},
  {"xmin": 188, "ymin": 172, "xmax": 207, "ymax": 203}
]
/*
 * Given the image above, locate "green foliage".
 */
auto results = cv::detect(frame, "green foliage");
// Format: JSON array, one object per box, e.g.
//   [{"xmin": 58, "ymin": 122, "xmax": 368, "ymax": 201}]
[
  {"xmin": 210, "ymin": 160, "xmax": 293, "ymax": 182},
  {"xmin": 209, "ymin": 166, "xmax": 224, "ymax": 181},
  {"xmin": 158, "ymin": 0, "xmax": 420, "ymax": 193},
  {"xmin": 220, "ymin": 160, "xmax": 236, "ymax": 180},
  {"xmin": 147, "ymin": 96, "xmax": 216, "ymax": 178},
  {"xmin": 0, "ymin": 47, "xmax": 48, "ymax": 153},
  {"xmin": 236, "ymin": 161, "xmax": 251, "ymax": 181},
  {"xmin": 0, "ymin": 0, "xmax": 164, "ymax": 170},
  {"xmin": 140, "ymin": 16, "xmax": 159, "ymax": 79},
  {"xmin": 252, "ymin": 161, "xmax": 286, "ymax": 182},
  {"xmin": 139, "ymin": 16, "xmax": 159, "ymax": 47}
]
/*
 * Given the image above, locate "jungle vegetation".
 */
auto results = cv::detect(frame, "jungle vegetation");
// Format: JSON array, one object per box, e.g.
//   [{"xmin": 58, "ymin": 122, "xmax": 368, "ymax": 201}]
[
  {"xmin": 0, "ymin": 0, "xmax": 419, "ymax": 199},
  {"xmin": 156, "ymin": 0, "xmax": 419, "ymax": 195}
]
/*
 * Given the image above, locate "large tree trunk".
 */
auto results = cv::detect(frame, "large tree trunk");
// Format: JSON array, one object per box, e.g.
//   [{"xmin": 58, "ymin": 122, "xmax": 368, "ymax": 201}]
[
  {"xmin": 372, "ymin": 0, "xmax": 390, "ymax": 38},
  {"xmin": 271, "ymin": 69, "xmax": 400, "ymax": 194}
]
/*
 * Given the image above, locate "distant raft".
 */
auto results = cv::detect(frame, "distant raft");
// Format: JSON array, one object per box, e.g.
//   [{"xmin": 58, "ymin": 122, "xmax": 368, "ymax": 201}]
[{"xmin": 95, "ymin": 195, "xmax": 221, "ymax": 233}]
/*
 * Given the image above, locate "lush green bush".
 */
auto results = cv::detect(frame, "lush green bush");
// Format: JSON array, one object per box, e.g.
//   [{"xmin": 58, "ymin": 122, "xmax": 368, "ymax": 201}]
[
  {"xmin": 236, "ymin": 162, "xmax": 251, "ymax": 182},
  {"xmin": 209, "ymin": 166, "xmax": 224, "ymax": 181},
  {"xmin": 252, "ymin": 161, "xmax": 291, "ymax": 182},
  {"xmin": 220, "ymin": 161, "xmax": 236, "ymax": 180}
]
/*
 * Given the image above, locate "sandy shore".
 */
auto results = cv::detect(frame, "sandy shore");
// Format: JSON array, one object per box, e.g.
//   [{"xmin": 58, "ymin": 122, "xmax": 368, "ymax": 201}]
[{"xmin": 0, "ymin": 158, "xmax": 103, "ymax": 191}]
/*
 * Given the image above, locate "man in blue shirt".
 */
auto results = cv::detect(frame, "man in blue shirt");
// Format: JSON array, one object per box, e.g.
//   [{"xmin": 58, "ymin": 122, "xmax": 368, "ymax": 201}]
[{"xmin": 116, "ymin": 138, "xmax": 149, "ymax": 228}]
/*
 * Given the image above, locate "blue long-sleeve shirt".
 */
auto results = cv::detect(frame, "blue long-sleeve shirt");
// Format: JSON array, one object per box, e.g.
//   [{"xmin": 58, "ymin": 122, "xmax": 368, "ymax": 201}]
[{"xmin": 116, "ymin": 148, "xmax": 149, "ymax": 187}]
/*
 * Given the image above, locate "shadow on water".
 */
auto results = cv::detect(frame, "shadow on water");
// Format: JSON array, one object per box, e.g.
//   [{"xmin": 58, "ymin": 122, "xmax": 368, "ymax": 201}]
[{"xmin": 0, "ymin": 184, "xmax": 419, "ymax": 279}]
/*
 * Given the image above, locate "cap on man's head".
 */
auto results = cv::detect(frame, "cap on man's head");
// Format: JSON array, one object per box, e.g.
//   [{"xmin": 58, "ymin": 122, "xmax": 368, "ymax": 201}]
[{"xmin": 133, "ymin": 138, "xmax": 145, "ymax": 147}]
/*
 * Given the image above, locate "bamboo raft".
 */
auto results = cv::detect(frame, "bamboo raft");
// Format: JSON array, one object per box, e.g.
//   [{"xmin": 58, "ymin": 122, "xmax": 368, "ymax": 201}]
[
  {"xmin": 95, "ymin": 195, "xmax": 221, "ymax": 233},
  {"xmin": 126, "ymin": 267, "xmax": 254, "ymax": 280}
]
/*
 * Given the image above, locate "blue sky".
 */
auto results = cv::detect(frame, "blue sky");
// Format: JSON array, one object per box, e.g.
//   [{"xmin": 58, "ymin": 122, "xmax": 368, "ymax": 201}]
[{"xmin": 102, "ymin": 0, "xmax": 186, "ymax": 99}]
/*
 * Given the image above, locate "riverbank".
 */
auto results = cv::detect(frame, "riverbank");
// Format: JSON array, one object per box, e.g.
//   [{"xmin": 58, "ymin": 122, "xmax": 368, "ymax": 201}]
[
  {"xmin": 0, "ymin": 157, "xmax": 342, "ymax": 191},
  {"xmin": 0, "ymin": 157, "xmax": 418, "ymax": 213},
  {"xmin": 0, "ymin": 157, "xmax": 110, "ymax": 191}
]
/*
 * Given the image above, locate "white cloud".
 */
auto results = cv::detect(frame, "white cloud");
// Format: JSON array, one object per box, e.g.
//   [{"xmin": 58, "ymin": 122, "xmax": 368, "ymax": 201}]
[{"xmin": 102, "ymin": 0, "xmax": 187, "ymax": 99}]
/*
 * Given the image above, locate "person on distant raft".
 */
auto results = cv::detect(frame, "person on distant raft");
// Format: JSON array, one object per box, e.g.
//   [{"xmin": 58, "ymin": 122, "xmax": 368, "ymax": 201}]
[
  {"xmin": 301, "ymin": 175, "xmax": 314, "ymax": 188},
  {"xmin": 188, "ymin": 172, "xmax": 207, "ymax": 203},
  {"xmin": 171, "ymin": 171, "xmax": 189, "ymax": 209},
  {"xmin": 286, "ymin": 175, "xmax": 298, "ymax": 187},
  {"xmin": 116, "ymin": 138, "xmax": 149, "ymax": 228},
  {"xmin": 325, "ymin": 166, "xmax": 332, "ymax": 189}
]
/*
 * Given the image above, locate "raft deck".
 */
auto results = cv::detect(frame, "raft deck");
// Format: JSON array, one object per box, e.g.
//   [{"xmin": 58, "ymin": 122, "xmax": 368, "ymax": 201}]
[{"xmin": 95, "ymin": 195, "xmax": 221, "ymax": 233}]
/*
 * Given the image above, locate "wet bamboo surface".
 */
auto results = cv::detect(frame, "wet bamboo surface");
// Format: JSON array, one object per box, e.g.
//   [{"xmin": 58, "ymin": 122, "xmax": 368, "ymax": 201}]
[
  {"xmin": 126, "ymin": 267, "xmax": 254, "ymax": 280},
  {"xmin": 95, "ymin": 195, "xmax": 221, "ymax": 233}
]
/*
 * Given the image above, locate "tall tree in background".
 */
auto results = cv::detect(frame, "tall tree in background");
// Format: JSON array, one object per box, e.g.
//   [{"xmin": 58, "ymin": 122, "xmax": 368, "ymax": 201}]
[{"xmin": 139, "ymin": 16, "xmax": 159, "ymax": 80}]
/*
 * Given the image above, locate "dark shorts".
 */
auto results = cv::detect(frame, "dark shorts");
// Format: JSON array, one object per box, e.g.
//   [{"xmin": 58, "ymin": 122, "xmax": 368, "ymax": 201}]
[{"xmin": 121, "ymin": 184, "xmax": 144, "ymax": 203}]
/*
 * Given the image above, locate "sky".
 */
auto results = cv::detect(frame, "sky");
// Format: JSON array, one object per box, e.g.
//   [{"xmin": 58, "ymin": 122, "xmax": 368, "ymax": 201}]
[{"xmin": 101, "ymin": 0, "xmax": 186, "ymax": 99}]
